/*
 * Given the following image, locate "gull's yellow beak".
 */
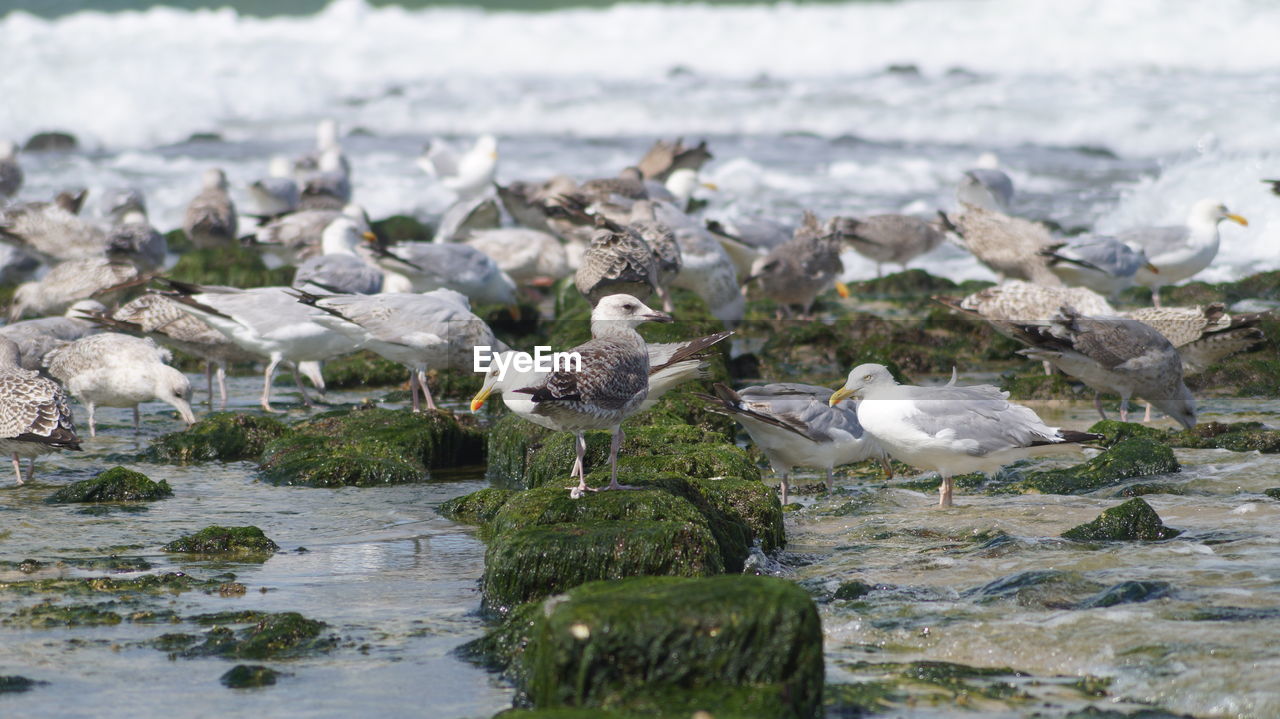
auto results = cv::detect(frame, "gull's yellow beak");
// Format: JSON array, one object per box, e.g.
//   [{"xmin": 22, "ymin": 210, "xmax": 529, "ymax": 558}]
[
  {"xmin": 362, "ymin": 231, "xmax": 378, "ymax": 244},
  {"xmin": 1144, "ymin": 262, "xmax": 1160, "ymax": 274},
  {"xmin": 701, "ymin": 182, "xmax": 719, "ymax": 191},
  {"xmin": 835, "ymin": 281, "xmax": 851, "ymax": 299},
  {"xmin": 508, "ymin": 304, "xmax": 522, "ymax": 322},
  {"xmin": 1226, "ymin": 213, "xmax": 1248, "ymax": 227},
  {"xmin": 829, "ymin": 386, "xmax": 857, "ymax": 406},
  {"xmin": 470, "ymin": 386, "xmax": 493, "ymax": 413}
]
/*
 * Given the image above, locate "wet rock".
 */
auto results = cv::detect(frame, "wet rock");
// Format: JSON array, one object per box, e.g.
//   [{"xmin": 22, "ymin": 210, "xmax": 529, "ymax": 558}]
[
  {"xmin": 1061, "ymin": 498, "xmax": 1182, "ymax": 541},
  {"xmin": 220, "ymin": 665, "xmax": 283, "ymax": 689},
  {"xmin": 45, "ymin": 467, "xmax": 172, "ymax": 503},
  {"xmin": 147, "ymin": 413, "xmax": 289, "ymax": 464},
  {"xmin": 4, "ymin": 601, "xmax": 123, "ymax": 628},
  {"xmin": 189, "ymin": 610, "xmax": 271, "ymax": 625},
  {"xmin": 999, "ymin": 371, "xmax": 1086, "ymax": 400},
  {"xmin": 469, "ymin": 575, "xmax": 823, "ymax": 718},
  {"xmin": 1168, "ymin": 421, "xmax": 1280, "ymax": 453},
  {"xmin": 438, "ymin": 487, "xmax": 517, "ymax": 526},
  {"xmin": 180, "ymin": 612, "xmax": 336, "ymax": 659},
  {"xmin": 1116, "ymin": 482, "xmax": 1186, "ymax": 498},
  {"xmin": 483, "ymin": 413, "xmax": 554, "ymax": 486},
  {"xmin": 1015, "ymin": 439, "xmax": 1179, "ymax": 495},
  {"xmin": 825, "ymin": 681, "xmax": 902, "ymax": 716},
  {"xmin": 844, "ymin": 660, "xmax": 1029, "ymax": 702},
  {"xmin": 487, "ymin": 487, "xmax": 708, "ymax": 539},
  {"xmin": 163, "ymin": 525, "xmax": 279, "ymax": 555},
  {"xmin": 23, "ymin": 131, "xmax": 78, "ymax": 152},
  {"xmin": 167, "ymin": 244, "xmax": 293, "ymax": 288},
  {"xmin": 1086, "ymin": 420, "xmax": 1173, "ymax": 447},
  {"xmin": 481, "ymin": 520, "xmax": 723, "ymax": 612},
  {"xmin": 1077, "ymin": 580, "xmax": 1173, "ymax": 609},
  {"xmin": 968, "ymin": 570, "xmax": 1105, "ymax": 609},
  {"xmin": 1053, "ymin": 707, "xmax": 1200, "ymax": 719},
  {"xmin": 321, "ymin": 350, "xmax": 406, "ymax": 389},
  {"xmin": 0, "ymin": 676, "xmax": 43, "ymax": 693},
  {"xmin": 371, "ymin": 214, "xmax": 432, "ymax": 243},
  {"xmin": 258, "ymin": 406, "xmax": 484, "ymax": 487},
  {"xmin": 1265, "ymin": 488, "xmax": 1280, "ymax": 501},
  {"xmin": 0, "ymin": 572, "xmax": 225, "ymax": 597},
  {"xmin": 1177, "ymin": 606, "xmax": 1280, "ymax": 622},
  {"xmin": 833, "ymin": 580, "xmax": 875, "ymax": 600}
]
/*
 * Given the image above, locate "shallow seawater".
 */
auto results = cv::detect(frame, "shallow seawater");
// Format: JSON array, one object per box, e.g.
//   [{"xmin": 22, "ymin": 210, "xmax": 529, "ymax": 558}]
[{"xmin": 0, "ymin": 380, "xmax": 510, "ymax": 719}]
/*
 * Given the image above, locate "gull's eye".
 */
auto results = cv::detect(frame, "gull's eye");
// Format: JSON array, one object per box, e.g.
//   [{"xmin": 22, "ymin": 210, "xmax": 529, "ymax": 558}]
[
  {"xmin": 864, "ymin": 374, "xmax": 873, "ymax": 382},
  {"xmin": 623, "ymin": 304, "xmax": 636, "ymax": 311}
]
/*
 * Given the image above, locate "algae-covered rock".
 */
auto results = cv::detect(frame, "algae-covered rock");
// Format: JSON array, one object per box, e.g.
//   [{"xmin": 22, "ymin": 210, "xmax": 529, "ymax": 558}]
[
  {"xmin": 1168, "ymin": 421, "xmax": 1280, "ymax": 453},
  {"xmin": 1016, "ymin": 439, "xmax": 1178, "ymax": 495},
  {"xmin": 1077, "ymin": 580, "xmax": 1173, "ymax": 609},
  {"xmin": 1086, "ymin": 420, "xmax": 1169, "ymax": 447},
  {"xmin": 968, "ymin": 570, "xmax": 1105, "ymax": 609},
  {"xmin": 485, "ymin": 413, "xmax": 554, "ymax": 486},
  {"xmin": 508, "ymin": 575, "xmax": 823, "ymax": 718},
  {"xmin": 439, "ymin": 488, "xmax": 517, "ymax": 526},
  {"xmin": 0, "ymin": 676, "xmax": 42, "ymax": 693},
  {"xmin": 1265, "ymin": 488, "xmax": 1280, "ymax": 501},
  {"xmin": 487, "ymin": 487, "xmax": 707, "ymax": 537},
  {"xmin": 1061, "ymin": 498, "xmax": 1182, "ymax": 541},
  {"xmin": 320, "ymin": 350, "xmax": 406, "ymax": 389},
  {"xmin": 220, "ymin": 664, "xmax": 283, "ymax": 689},
  {"xmin": 481, "ymin": 520, "xmax": 723, "ymax": 612},
  {"xmin": 147, "ymin": 412, "xmax": 289, "ymax": 464},
  {"xmin": 163, "ymin": 525, "xmax": 279, "ymax": 555},
  {"xmin": 258, "ymin": 406, "xmax": 485, "ymax": 487},
  {"xmin": 181, "ymin": 612, "xmax": 335, "ymax": 659},
  {"xmin": 168, "ymin": 244, "xmax": 293, "ymax": 288},
  {"xmin": 4, "ymin": 601, "xmax": 124, "ymax": 628},
  {"xmin": 0, "ymin": 572, "xmax": 226, "ymax": 597},
  {"xmin": 999, "ymin": 372, "xmax": 1085, "ymax": 400},
  {"xmin": 833, "ymin": 580, "xmax": 875, "ymax": 600},
  {"xmin": 45, "ymin": 467, "xmax": 172, "ymax": 503}
]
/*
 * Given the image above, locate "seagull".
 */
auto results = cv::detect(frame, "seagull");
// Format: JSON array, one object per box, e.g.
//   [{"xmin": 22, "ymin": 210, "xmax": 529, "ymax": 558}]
[
  {"xmin": 293, "ymin": 118, "xmax": 350, "ymax": 176},
  {"xmin": 635, "ymin": 138, "xmax": 712, "ymax": 183},
  {"xmin": 745, "ymin": 211, "xmax": 848, "ymax": 318},
  {"xmin": 1122, "ymin": 303, "xmax": 1266, "ymax": 377},
  {"xmin": 698, "ymin": 382, "xmax": 890, "ymax": 505},
  {"xmin": 44, "ymin": 333, "xmax": 195, "ymax": 437},
  {"xmin": 941, "ymin": 205, "xmax": 1061, "ymax": 285},
  {"xmin": 464, "ymin": 228, "xmax": 570, "ymax": 286},
  {"xmin": 0, "ymin": 190, "xmax": 107, "ymax": 263},
  {"xmin": 182, "ymin": 168, "xmax": 238, "ymax": 249},
  {"xmin": 163, "ymin": 281, "xmax": 365, "ymax": 412},
  {"xmin": 656, "ymin": 203, "xmax": 745, "ymax": 327},
  {"xmin": 298, "ymin": 148, "xmax": 352, "ymax": 211},
  {"xmin": 835, "ymin": 214, "xmax": 946, "ymax": 277},
  {"xmin": 1008, "ymin": 307, "xmax": 1197, "ymax": 428},
  {"xmin": 291, "ymin": 217, "xmax": 384, "ymax": 295},
  {"xmin": 1118, "ymin": 199, "xmax": 1248, "ymax": 307},
  {"xmin": 471, "ymin": 330, "xmax": 732, "ymax": 422},
  {"xmin": 629, "ymin": 201, "xmax": 683, "ymax": 312},
  {"xmin": 97, "ymin": 187, "xmax": 148, "ymax": 225},
  {"xmin": 365, "ymin": 239, "xmax": 519, "ymax": 307},
  {"xmin": 510, "ymin": 294, "xmax": 672, "ymax": 498},
  {"xmin": 0, "ymin": 140, "xmax": 23, "ymax": 199},
  {"xmin": 829, "ymin": 363, "xmax": 1100, "ymax": 507},
  {"xmin": 297, "ymin": 288, "xmax": 504, "ymax": 413},
  {"xmin": 251, "ymin": 204, "xmax": 368, "ymax": 268},
  {"xmin": 248, "ymin": 156, "xmax": 301, "ymax": 221},
  {"xmin": 418, "ymin": 134, "xmax": 498, "ymax": 199},
  {"xmin": 0, "ymin": 335, "xmax": 80, "ymax": 484},
  {"xmin": 956, "ymin": 154, "xmax": 1014, "ymax": 213},
  {"xmin": 575, "ymin": 217, "xmax": 659, "ymax": 307},
  {"xmin": 0, "ymin": 300, "xmax": 104, "ymax": 370},
  {"xmin": 1042, "ymin": 235, "xmax": 1154, "ymax": 297},
  {"xmin": 80, "ymin": 293, "xmax": 258, "ymax": 410}
]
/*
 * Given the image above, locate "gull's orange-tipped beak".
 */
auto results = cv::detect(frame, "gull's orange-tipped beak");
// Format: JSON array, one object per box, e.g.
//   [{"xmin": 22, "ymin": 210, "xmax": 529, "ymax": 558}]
[
  {"xmin": 1145, "ymin": 262, "xmax": 1160, "ymax": 274},
  {"xmin": 508, "ymin": 304, "xmax": 522, "ymax": 322},
  {"xmin": 835, "ymin": 281, "xmax": 851, "ymax": 299},
  {"xmin": 829, "ymin": 386, "xmax": 857, "ymax": 406},
  {"xmin": 362, "ymin": 231, "xmax": 378, "ymax": 244},
  {"xmin": 470, "ymin": 386, "xmax": 493, "ymax": 413},
  {"xmin": 1226, "ymin": 213, "xmax": 1248, "ymax": 227},
  {"xmin": 701, "ymin": 182, "xmax": 719, "ymax": 191}
]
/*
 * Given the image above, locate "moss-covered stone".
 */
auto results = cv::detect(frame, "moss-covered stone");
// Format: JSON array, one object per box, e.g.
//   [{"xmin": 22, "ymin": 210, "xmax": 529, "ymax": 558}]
[
  {"xmin": 258, "ymin": 406, "xmax": 485, "ymax": 487},
  {"xmin": 370, "ymin": 214, "xmax": 432, "ymax": 243},
  {"xmin": 1168, "ymin": 421, "xmax": 1280, "ymax": 453},
  {"xmin": 1265, "ymin": 488, "xmax": 1280, "ymax": 501},
  {"xmin": 0, "ymin": 676, "xmax": 42, "ymax": 693},
  {"xmin": 168, "ymin": 244, "xmax": 293, "ymax": 288},
  {"xmin": 439, "ymin": 488, "xmax": 517, "ymax": 526},
  {"xmin": 1015, "ymin": 439, "xmax": 1179, "ymax": 495},
  {"xmin": 180, "ymin": 612, "xmax": 335, "ymax": 659},
  {"xmin": 220, "ymin": 664, "xmax": 283, "ymax": 689},
  {"xmin": 841, "ymin": 660, "xmax": 1031, "ymax": 703},
  {"xmin": 147, "ymin": 412, "xmax": 289, "ymax": 464},
  {"xmin": 1086, "ymin": 420, "xmax": 1169, "ymax": 447},
  {"xmin": 1116, "ymin": 482, "xmax": 1186, "ymax": 497},
  {"xmin": 487, "ymin": 487, "xmax": 708, "ymax": 538},
  {"xmin": 481, "ymin": 520, "xmax": 723, "ymax": 612},
  {"xmin": 998, "ymin": 371, "xmax": 1086, "ymax": 400},
  {"xmin": 45, "ymin": 467, "xmax": 171, "ymax": 503},
  {"xmin": 0, "ymin": 572, "xmax": 226, "ymax": 597},
  {"xmin": 163, "ymin": 526, "xmax": 279, "ymax": 555},
  {"xmin": 4, "ymin": 601, "xmax": 124, "ymax": 628},
  {"xmin": 1061, "ymin": 498, "xmax": 1182, "ymax": 541},
  {"xmin": 320, "ymin": 350, "xmax": 406, "ymax": 389},
  {"xmin": 504, "ymin": 575, "xmax": 823, "ymax": 718},
  {"xmin": 484, "ymin": 413, "xmax": 554, "ymax": 486},
  {"xmin": 968, "ymin": 570, "xmax": 1105, "ymax": 609},
  {"xmin": 833, "ymin": 580, "xmax": 875, "ymax": 600}
]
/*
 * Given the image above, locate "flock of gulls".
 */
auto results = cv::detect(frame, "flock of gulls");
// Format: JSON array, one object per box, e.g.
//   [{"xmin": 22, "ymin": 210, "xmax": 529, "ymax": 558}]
[{"xmin": 0, "ymin": 124, "xmax": 1268, "ymax": 508}]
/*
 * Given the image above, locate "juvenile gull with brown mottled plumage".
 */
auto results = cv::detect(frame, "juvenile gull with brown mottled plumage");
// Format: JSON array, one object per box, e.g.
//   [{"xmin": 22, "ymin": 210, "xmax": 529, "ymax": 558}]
[{"xmin": 0, "ymin": 336, "xmax": 80, "ymax": 484}]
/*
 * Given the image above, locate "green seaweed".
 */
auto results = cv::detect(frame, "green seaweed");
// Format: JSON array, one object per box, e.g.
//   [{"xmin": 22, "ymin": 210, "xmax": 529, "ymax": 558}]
[
  {"xmin": 146, "ymin": 412, "xmax": 289, "ymax": 464},
  {"xmin": 180, "ymin": 611, "xmax": 336, "ymax": 659},
  {"xmin": 1061, "ymin": 499, "xmax": 1182, "ymax": 541},
  {"xmin": 438, "ymin": 488, "xmax": 518, "ymax": 526},
  {"xmin": 168, "ymin": 244, "xmax": 293, "ymax": 288},
  {"xmin": 0, "ymin": 572, "xmax": 227, "ymax": 597},
  {"xmin": 483, "ymin": 413, "xmax": 554, "ymax": 487},
  {"xmin": 45, "ymin": 467, "xmax": 172, "ymax": 503},
  {"xmin": 320, "ymin": 350, "xmax": 407, "ymax": 389},
  {"xmin": 163, "ymin": 526, "xmax": 279, "ymax": 555},
  {"xmin": 0, "ymin": 676, "xmax": 42, "ymax": 693},
  {"xmin": 4, "ymin": 601, "xmax": 124, "ymax": 628},
  {"xmin": 220, "ymin": 665, "xmax": 284, "ymax": 689},
  {"xmin": 1015, "ymin": 439, "xmax": 1179, "ymax": 495}
]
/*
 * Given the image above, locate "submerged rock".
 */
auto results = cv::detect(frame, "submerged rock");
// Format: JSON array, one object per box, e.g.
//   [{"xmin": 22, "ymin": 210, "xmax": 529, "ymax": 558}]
[
  {"xmin": 258, "ymin": 406, "xmax": 485, "ymax": 487},
  {"xmin": 4, "ymin": 602, "xmax": 124, "ymax": 628},
  {"xmin": 147, "ymin": 413, "xmax": 289, "ymax": 464},
  {"xmin": 481, "ymin": 520, "xmax": 723, "ymax": 612},
  {"xmin": 1089, "ymin": 419, "xmax": 1280, "ymax": 453},
  {"xmin": 468, "ymin": 575, "xmax": 824, "ymax": 718},
  {"xmin": 0, "ymin": 572, "xmax": 225, "ymax": 597},
  {"xmin": 45, "ymin": 467, "xmax": 172, "ymax": 503},
  {"xmin": 180, "ymin": 612, "xmax": 335, "ymax": 659},
  {"xmin": 23, "ymin": 131, "xmax": 78, "ymax": 152},
  {"xmin": 438, "ymin": 487, "xmax": 517, "ymax": 526},
  {"xmin": 968, "ymin": 570, "xmax": 1105, "ymax": 609},
  {"xmin": 1016, "ymin": 439, "xmax": 1179, "ymax": 495},
  {"xmin": 163, "ymin": 526, "xmax": 279, "ymax": 555},
  {"xmin": 0, "ymin": 675, "xmax": 43, "ymax": 693},
  {"xmin": 220, "ymin": 665, "xmax": 284, "ymax": 689},
  {"xmin": 1077, "ymin": 580, "xmax": 1173, "ymax": 609},
  {"xmin": 1061, "ymin": 498, "xmax": 1182, "ymax": 541},
  {"xmin": 833, "ymin": 580, "xmax": 876, "ymax": 600}
]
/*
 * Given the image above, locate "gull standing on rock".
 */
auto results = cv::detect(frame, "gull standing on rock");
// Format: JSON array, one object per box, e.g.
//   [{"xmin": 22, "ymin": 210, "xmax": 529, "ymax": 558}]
[
  {"xmin": 829, "ymin": 364, "xmax": 1100, "ymax": 507},
  {"xmin": 183, "ymin": 168, "xmax": 237, "ymax": 249},
  {"xmin": 698, "ymin": 382, "xmax": 890, "ymax": 505},
  {"xmin": 366, "ymin": 240, "xmax": 518, "ymax": 308},
  {"xmin": 248, "ymin": 156, "xmax": 301, "ymax": 221},
  {"xmin": 745, "ymin": 211, "xmax": 848, "ymax": 319},
  {"xmin": 1118, "ymin": 199, "xmax": 1248, "ymax": 307},
  {"xmin": 512, "ymin": 294, "xmax": 672, "ymax": 499},
  {"xmin": 44, "ymin": 333, "xmax": 195, "ymax": 437},
  {"xmin": 1122, "ymin": 303, "xmax": 1266, "ymax": 377},
  {"xmin": 0, "ymin": 336, "xmax": 80, "ymax": 484},
  {"xmin": 291, "ymin": 217, "xmax": 384, "ymax": 295},
  {"xmin": 298, "ymin": 148, "xmax": 353, "ymax": 211},
  {"xmin": 1008, "ymin": 307, "xmax": 1197, "ymax": 428},
  {"xmin": 575, "ymin": 217, "xmax": 659, "ymax": 307},
  {"xmin": 942, "ymin": 205, "xmax": 1061, "ymax": 285},
  {"xmin": 0, "ymin": 300, "xmax": 104, "ymax": 370}
]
